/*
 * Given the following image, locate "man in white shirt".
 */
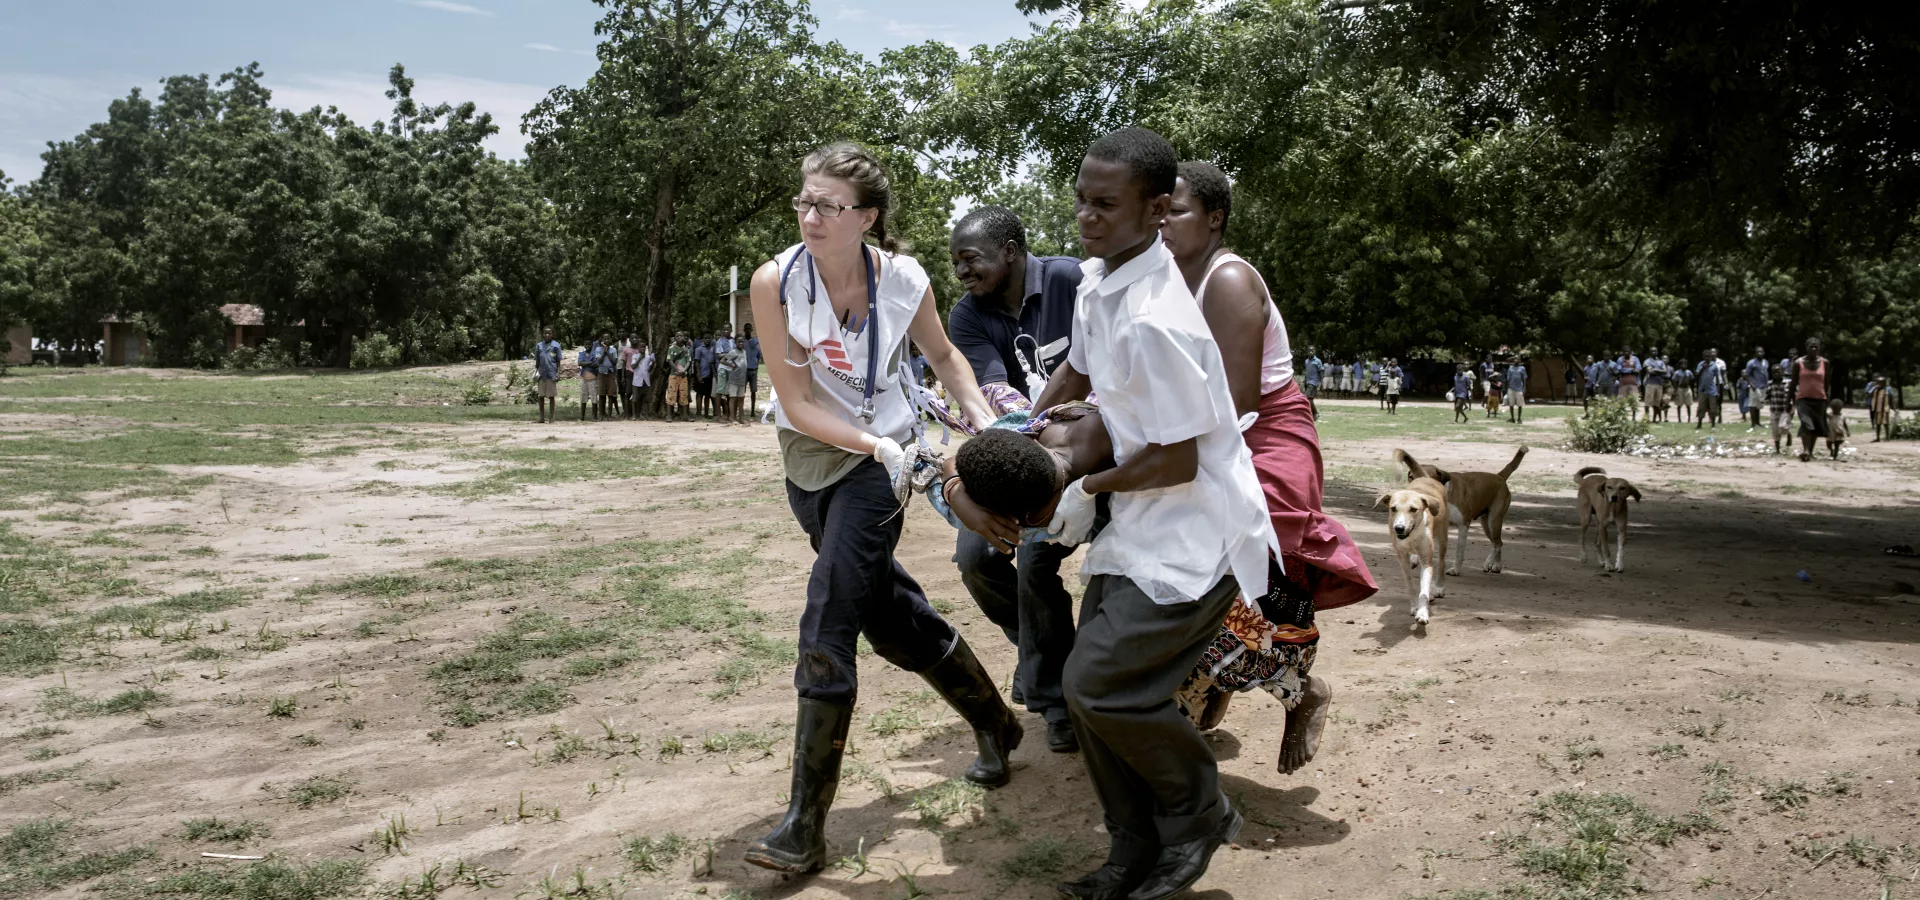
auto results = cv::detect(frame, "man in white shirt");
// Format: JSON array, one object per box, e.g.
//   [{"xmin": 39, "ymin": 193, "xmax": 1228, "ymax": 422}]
[{"xmin": 1028, "ymin": 127, "xmax": 1276, "ymax": 900}]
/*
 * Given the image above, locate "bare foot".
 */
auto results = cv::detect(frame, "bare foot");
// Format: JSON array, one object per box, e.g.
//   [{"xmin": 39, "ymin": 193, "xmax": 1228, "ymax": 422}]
[
  {"xmin": 1196, "ymin": 690, "xmax": 1232, "ymax": 732},
  {"xmin": 1278, "ymin": 675, "xmax": 1332, "ymax": 775}
]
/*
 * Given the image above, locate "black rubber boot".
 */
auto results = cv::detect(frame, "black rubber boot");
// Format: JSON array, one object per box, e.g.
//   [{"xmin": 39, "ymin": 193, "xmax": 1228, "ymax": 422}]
[
  {"xmin": 920, "ymin": 636, "xmax": 1024, "ymax": 787},
  {"xmin": 743, "ymin": 698, "xmax": 852, "ymax": 873}
]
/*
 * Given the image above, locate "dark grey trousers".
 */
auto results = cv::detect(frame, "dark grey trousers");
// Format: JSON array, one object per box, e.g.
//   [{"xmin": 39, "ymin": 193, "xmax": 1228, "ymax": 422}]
[
  {"xmin": 1064, "ymin": 573, "xmax": 1237, "ymax": 853},
  {"xmin": 953, "ymin": 530, "xmax": 1077, "ymax": 724}
]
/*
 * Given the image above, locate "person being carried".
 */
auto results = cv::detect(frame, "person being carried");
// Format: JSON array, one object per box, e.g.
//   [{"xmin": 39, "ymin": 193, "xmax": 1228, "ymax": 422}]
[{"xmin": 926, "ymin": 407, "xmax": 1330, "ymax": 772}]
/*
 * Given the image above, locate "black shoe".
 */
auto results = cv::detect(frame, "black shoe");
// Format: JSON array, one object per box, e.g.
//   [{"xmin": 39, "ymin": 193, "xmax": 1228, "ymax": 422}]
[
  {"xmin": 744, "ymin": 698, "xmax": 851, "ymax": 874},
  {"xmin": 920, "ymin": 636, "xmax": 1023, "ymax": 787},
  {"xmin": 1057, "ymin": 863, "xmax": 1139, "ymax": 899},
  {"xmin": 1126, "ymin": 805, "xmax": 1243, "ymax": 900},
  {"xmin": 1047, "ymin": 717, "xmax": 1079, "ymax": 753}
]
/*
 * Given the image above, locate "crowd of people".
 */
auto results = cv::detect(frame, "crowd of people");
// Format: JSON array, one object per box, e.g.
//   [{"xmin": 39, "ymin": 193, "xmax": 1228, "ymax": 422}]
[
  {"xmin": 529, "ymin": 324, "xmax": 764, "ymax": 425},
  {"xmin": 1568, "ymin": 342, "xmax": 1899, "ymax": 459}
]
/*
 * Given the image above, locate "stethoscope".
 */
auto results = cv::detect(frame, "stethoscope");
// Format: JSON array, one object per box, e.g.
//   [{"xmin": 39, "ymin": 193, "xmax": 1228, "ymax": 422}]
[{"xmin": 779, "ymin": 244, "xmax": 881, "ymax": 422}]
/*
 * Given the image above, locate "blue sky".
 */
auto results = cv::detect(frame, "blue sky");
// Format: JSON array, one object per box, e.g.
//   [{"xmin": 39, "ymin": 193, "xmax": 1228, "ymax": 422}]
[{"xmin": 0, "ymin": 0, "xmax": 1058, "ymax": 184}]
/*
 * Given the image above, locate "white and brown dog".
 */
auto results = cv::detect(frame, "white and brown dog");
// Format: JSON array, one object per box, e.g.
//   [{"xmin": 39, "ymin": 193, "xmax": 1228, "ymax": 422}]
[
  {"xmin": 1395, "ymin": 446, "xmax": 1527, "ymax": 575},
  {"xmin": 1575, "ymin": 466, "xmax": 1642, "ymax": 572},
  {"xmin": 1375, "ymin": 477, "xmax": 1450, "ymax": 626}
]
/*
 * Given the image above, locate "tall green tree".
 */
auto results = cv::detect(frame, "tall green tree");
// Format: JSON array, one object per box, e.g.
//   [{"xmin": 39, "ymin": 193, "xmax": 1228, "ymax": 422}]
[{"xmin": 524, "ymin": 0, "xmax": 885, "ymax": 364}]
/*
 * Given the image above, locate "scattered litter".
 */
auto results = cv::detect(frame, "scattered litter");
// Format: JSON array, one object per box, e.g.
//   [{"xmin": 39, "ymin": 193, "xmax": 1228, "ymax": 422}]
[
  {"xmin": 200, "ymin": 853, "xmax": 265, "ymax": 861},
  {"xmin": 1884, "ymin": 544, "xmax": 1917, "ymax": 558},
  {"xmin": 1797, "ymin": 570, "xmax": 1812, "ymax": 583}
]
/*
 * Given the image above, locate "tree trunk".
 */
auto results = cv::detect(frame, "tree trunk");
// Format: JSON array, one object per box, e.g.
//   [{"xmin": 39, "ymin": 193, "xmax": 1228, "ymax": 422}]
[{"xmin": 641, "ymin": 165, "xmax": 678, "ymax": 416}]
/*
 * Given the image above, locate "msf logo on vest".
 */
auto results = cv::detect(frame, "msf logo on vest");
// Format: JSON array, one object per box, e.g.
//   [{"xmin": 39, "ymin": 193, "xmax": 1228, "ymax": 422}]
[{"xmin": 815, "ymin": 338, "xmax": 880, "ymax": 396}]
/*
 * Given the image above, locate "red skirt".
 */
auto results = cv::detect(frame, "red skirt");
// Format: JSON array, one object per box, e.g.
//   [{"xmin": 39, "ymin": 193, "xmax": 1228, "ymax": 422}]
[{"xmin": 1247, "ymin": 382, "xmax": 1378, "ymax": 611}]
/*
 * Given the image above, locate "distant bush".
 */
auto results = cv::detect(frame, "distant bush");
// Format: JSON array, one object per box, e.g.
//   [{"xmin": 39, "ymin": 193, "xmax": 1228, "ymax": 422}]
[
  {"xmin": 462, "ymin": 380, "xmax": 494, "ymax": 406},
  {"xmin": 1567, "ymin": 397, "xmax": 1651, "ymax": 454},
  {"xmin": 1890, "ymin": 412, "xmax": 1920, "ymax": 440},
  {"xmin": 223, "ymin": 339, "xmax": 299, "ymax": 371},
  {"xmin": 505, "ymin": 362, "xmax": 534, "ymax": 405},
  {"xmin": 350, "ymin": 334, "xmax": 402, "ymax": 369}
]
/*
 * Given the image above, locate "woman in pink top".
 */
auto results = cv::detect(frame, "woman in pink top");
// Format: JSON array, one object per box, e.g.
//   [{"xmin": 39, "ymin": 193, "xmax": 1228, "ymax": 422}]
[
  {"xmin": 1789, "ymin": 337, "xmax": 1830, "ymax": 462},
  {"xmin": 1161, "ymin": 161, "xmax": 1378, "ymax": 775}
]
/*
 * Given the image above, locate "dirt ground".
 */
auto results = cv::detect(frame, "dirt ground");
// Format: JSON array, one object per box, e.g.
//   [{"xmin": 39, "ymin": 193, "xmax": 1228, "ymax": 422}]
[{"xmin": 4, "ymin": 377, "xmax": 1920, "ymax": 900}]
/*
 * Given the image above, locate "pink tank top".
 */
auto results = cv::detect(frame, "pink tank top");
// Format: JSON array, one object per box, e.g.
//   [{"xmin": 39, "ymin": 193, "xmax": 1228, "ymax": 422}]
[
  {"xmin": 1194, "ymin": 252, "xmax": 1293, "ymax": 396},
  {"xmin": 1795, "ymin": 358, "xmax": 1827, "ymax": 400}
]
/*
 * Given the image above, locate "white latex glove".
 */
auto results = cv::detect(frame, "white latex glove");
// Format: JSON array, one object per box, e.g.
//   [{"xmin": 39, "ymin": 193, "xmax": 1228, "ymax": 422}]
[
  {"xmin": 1046, "ymin": 478, "xmax": 1097, "ymax": 546},
  {"xmin": 871, "ymin": 436, "xmax": 911, "ymax": 504}
]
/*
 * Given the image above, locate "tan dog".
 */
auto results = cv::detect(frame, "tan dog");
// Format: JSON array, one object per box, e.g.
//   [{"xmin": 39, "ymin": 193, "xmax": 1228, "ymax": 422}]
[
  {"xmin": 1575, "ymin": 466, "xmax": 1642, "ymax": 572},
  {"xmin": 1394, "ymin": 446, "xmax": 1527, "ymax": 575},
  {"xmin": 1374, "ymin": 477, "xmax": 1450, "ymax": 626}
]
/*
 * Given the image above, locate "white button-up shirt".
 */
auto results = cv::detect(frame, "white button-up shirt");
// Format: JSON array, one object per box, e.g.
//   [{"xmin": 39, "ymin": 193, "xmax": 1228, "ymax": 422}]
[{"xmin": 1067, "ymin": 237, "xmax": 1277, "ymax": 606}]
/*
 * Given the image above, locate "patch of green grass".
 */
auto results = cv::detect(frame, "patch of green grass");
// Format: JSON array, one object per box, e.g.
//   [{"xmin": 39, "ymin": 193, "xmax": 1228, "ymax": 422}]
[
  {"xmin": 999, "ymin": 837, "xmax": 1074, "ymax": 880},
  {"xmin": 0, "ymin": 766, "xmax": 82, "ymax": 796},
  {"xmin": 867, "ymin": 706, "xmax": 927, "ymax": 737},
  {"xmin": 700, "ymin": 730, "xmax": 775, "ymax": 757},
  {"xmin": 910, "ymin": 779, "xmax": 985, "ymax": 827},
  {"xmin": 3, "ymin": 725, "xmax": 68, "ymax": 743},
  {"xmin": 272, "ymin": 553, "xmax": 329, "ymax": 562},
  {"xmin": 431, "ymin": 446, "xmax": 677, "ymax": 499},
  {"xmin": 0, "ymin": 619, "xmax": 67, "ymax": 675},
  {"xmin": 98, "ymin": 857, "xmax": 366, "ymax": 900},
  {"xmin": 25, "ymin": 747, "xmax": 66, "ymax": 762},
  {"xmin": 266, "ymin": 696, "xmax": 297, "ymax": 718},
  {"xmin": 181, "ymin": 818, "xmax": 270, "ymax": 844},
  {"xmin": 1760, "ymin": 778, "xmax": 1811, "ymax": 812},
  {"xmin": 39, "ymin": 686, "xmax": 163, "ymax": 718},
  {"xmin": 429, "ymin": 611, "xmax": 628, "ymax": 724},
  {"xmin": 267, "ymin": 775, "xmax": 354, "ymax": 809},
  {"xmin": 624, "ymin": 832, "xmax": 692, "ymax": 873},
  {"xmin": 89, "ymin": 589, "xmax": 249, "ymax": 627},
  {"xmin": 1564, "ymin": 737, "xmax": 1604, "ymax": 773},
  {"xmin": 1647, "ymin": 743, "xmax": 1689, "ymax": 760},
  {"xmin": 0, "ymin": 818, "xmax": 153, "ymax": 898},
  {"xmin": 179, "ymin": 546, "xmax": 218, "ymax": 558},
  {"xmin": 1485, "ymin": 792, "xmax": 1720, "ymax": 899}
]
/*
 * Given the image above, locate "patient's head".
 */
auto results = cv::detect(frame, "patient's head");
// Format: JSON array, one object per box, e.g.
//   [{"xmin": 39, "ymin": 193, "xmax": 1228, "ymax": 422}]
[{"xmin": 955, "ymin": 429, "xmax": 1062, "ymax": 521}]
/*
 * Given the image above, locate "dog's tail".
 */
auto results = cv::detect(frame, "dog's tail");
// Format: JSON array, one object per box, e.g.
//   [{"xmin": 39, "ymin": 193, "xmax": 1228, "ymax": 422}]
[
  {"xmin": 1574, "ymin": 465, "xmax": 1606, "ymax": 485},
  {"xmin": 1496, "ymin": 445, "xmax": 1529, "ymax": 480},
  {"xmin": 1393, "ymin": 448, "xmax": 1420, "ymax": 481}
]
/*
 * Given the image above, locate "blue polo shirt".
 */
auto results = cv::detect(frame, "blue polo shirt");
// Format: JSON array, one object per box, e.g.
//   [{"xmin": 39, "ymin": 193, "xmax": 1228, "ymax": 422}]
[
  {"xmin": 744, "ymin": 337, "xmax": 761, "ymax": 369},
  {"xmin": 947, "ymin": 253, "xmax": 1083, "ymax": 398},
  {"xmin": 1303, "ymin": 356, "xmax": 1323, "ymax": 386},
  {"xmin": 695, "ymin": 342, "xmax": 715, "ymax": 378}
]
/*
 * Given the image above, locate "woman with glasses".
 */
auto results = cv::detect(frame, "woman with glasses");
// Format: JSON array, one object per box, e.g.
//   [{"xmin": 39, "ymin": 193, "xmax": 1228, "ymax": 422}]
[{"xmin": 743, "ymin": 142, "xmax": 1013, "ymax": 875}]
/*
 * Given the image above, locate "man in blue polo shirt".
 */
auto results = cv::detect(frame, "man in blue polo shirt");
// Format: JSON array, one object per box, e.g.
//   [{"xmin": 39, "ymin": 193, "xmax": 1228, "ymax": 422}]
[{"xmin": 944, "ymin": 204, "xmax": 1085, "ymax": 754}]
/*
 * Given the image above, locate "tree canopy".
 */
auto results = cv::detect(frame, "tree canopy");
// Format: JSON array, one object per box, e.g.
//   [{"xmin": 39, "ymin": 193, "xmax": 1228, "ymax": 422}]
[{"xmin": 3, "ymin": 0, "xmax": 1915, "ymax": 391}]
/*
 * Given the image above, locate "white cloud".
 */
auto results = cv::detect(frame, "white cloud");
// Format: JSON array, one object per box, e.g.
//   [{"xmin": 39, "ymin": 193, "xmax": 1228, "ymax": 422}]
[
  {"xmin": 401, "ymin": 0, "xmax": 494, "ymax": 17},
  {"xmin": 524, "ymin": 42, "xmax": 589, "ymax": 56}
]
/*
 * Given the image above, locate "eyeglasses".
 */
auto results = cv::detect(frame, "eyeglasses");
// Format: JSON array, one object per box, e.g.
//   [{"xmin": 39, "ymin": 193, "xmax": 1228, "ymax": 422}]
[{"xmin": 792, "ymin": 197, "xmax": 869, "ymax": 218}]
